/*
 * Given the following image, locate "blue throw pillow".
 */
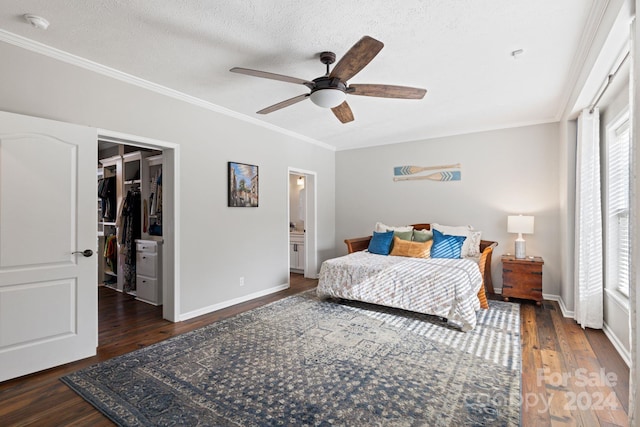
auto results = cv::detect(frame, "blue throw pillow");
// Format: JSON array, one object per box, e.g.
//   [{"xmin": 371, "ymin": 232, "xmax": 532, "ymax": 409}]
[
  {"xmin": 431, "ymin": 229, "xmax": 466, "ymax": 259},
  {"xmin": 368, "ymin": 230, "xmax": 394, "ymax": 255}
]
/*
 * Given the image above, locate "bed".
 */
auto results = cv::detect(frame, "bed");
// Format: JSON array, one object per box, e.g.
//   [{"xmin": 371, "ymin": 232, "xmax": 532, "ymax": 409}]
[{"xmin": 316, "ymin": 223, "xmax": 498, "ymax": 331}]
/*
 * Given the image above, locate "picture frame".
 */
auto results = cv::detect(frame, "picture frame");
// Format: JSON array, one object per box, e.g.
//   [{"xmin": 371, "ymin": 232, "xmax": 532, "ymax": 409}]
[{"xmin": 228, "ymin": 162, "xmax": 259, "ymax": 207}]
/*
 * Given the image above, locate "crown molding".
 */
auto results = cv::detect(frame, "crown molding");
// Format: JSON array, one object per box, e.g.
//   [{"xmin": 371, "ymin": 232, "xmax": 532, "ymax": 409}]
[
  {"xmin": 0, "ymin": 29, "xmax": 335, "ymax": 152},
  {"xmin": 557, "ymin": 0, "xmax": 627, "ymax": 121}
]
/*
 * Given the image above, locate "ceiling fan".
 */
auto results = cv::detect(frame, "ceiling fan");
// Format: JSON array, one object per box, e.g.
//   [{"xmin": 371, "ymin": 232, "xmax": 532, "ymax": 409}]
[{"xmin": 230, "ymin": 36, "xmax": 427, "ymax": 123}]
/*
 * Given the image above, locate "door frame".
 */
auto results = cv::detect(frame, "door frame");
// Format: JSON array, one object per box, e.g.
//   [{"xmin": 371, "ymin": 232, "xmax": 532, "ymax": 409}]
[
  {"xmin": 98, "ymin": 129, "xmax": 180, "ymax": 322},
  {"xmin": 288, "ymin": 167, "xmax": 318, "ymax": 279}
]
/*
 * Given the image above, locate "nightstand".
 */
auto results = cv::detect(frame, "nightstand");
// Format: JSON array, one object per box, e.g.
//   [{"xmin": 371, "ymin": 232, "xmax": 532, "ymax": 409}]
[{"xmin": 501, "ymin": 255, "xmax": 543, "ymax": 305}]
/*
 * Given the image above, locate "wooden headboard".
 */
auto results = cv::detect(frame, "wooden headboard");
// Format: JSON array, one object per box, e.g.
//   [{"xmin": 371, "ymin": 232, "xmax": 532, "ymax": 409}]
[{"xmin": 343, "ymin": 223, "xmax": 498, "ymax": 294}]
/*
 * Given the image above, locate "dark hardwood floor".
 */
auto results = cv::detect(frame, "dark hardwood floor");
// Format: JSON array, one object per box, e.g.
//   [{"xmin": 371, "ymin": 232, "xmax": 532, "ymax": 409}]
[
  {"xmin": 517, "ymin": 298, "xmax": 629, "ymax": 426},
  {"xmin": 0, "ymin": 276, "xmax": 630, "ymax": 426}
]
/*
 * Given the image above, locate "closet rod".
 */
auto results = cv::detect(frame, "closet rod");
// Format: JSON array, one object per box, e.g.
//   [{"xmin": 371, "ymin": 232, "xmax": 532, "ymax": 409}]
[{"xmin": 589, "ymin": 50, "xmax": 630, "ymax": 114}]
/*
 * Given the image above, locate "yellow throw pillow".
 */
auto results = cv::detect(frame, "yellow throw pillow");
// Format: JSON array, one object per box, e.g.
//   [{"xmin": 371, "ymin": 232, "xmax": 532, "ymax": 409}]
[{"xmin": 390, "ymin": 236, "xmax": 433, "ymax": 258}]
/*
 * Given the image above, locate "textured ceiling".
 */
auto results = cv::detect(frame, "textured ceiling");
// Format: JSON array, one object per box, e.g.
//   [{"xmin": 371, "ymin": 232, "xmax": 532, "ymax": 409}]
[{"xmin": 0, "ymin": 0, "xmax": 601, "ymax": 150}]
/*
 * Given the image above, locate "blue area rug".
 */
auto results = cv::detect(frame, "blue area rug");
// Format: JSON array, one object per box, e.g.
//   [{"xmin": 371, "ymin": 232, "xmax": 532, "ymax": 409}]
[{"xmin": 61, "ymin": 291, "xmax": 520, "ymax": 426}]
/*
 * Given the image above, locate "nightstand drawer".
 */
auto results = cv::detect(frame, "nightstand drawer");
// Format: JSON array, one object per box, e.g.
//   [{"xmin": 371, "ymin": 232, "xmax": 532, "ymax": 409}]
[
  {"xmin": 502, "ymin": 285, "xmax": 542, "ymax": 301},
  {"xmin": 502, "ymin": 263, "xmax": 542, "ymax": 275},
  {"xmin": 502, "ymin": 270, "xmax": 542, "ymax": 288}
]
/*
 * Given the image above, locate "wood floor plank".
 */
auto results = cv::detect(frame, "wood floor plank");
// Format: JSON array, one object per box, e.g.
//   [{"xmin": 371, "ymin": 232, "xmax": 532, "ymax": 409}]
[
  {"xmin": 537, "ymin": 304, "xmax": 561, "ymax": 352},
  {"xmin": 521, "ymin": 304, "xmax": 551, "ymax": 426},
  {"xmin": 557, "ymin": 312, "xmax": 628, "ymax": 426},
  {"xmin": 0, "ymin": 279, "xmax": 630, "ymax": 426},
  {"xmin": 540, "ymin": 349, "xmax": 577, "ymax": 426},
  {"xmin": 587, "ymin": 329, "xmax": 630, "ymax": 414},
  {"xmin": 546, "ymin": 305, "xmax": 601, "ymax": 426}
]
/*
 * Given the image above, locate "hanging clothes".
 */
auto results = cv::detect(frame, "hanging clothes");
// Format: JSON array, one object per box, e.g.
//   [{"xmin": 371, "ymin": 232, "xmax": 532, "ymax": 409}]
[
  {"xmin": 143, "ymin": 199, "xmax": 148, "ymax": 233},
  {"xmin": 98, "ymin": 176, "xmax": 116, "ymax": 221},
  {"xmin": 103, "ymin": 234, "xmax": 117, "ymax": 273},
  {"xmin": 149, "ymin": 168, "xmax": 162, "ymax": 236},
  {"xmin": 119, "ymin": 189, "xmax": 141, "ymax": 293}
]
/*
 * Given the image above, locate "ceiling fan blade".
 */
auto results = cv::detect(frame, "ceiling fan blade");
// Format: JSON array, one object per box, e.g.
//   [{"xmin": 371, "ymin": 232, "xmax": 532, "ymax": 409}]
[
  {"xmin": 331, "ymin": 101, "xmax": 355, "ymax": 123},
  {"xmin": 329, "ymin": 36, "xmax": 384, "ymax": 82},
  {"xmin": 257, "ymin": 94, "xmax": 309, "ymax": 114},
  {"xmin": 348, "ymin": 84, "xmax": 427, "ymax": 99},
  {"xmin": 230, "ymin": 67, "xmax": 314, "ymax": 87}
]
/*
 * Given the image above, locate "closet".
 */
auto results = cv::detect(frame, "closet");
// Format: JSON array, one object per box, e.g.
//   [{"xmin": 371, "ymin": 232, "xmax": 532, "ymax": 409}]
[{"xmin": 97, "ymin": 143, "xmax": 164, "ymax": 305}]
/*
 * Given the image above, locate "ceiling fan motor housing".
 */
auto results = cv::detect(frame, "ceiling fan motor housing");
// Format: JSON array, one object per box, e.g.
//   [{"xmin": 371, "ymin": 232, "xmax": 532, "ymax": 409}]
[
  {"xmin": 312, "ymin": 77, "xmax": 346, "ymax": 92},
  {"xmin": 309, "ymin": 77, "xmax": 347, "ymax": 108}
]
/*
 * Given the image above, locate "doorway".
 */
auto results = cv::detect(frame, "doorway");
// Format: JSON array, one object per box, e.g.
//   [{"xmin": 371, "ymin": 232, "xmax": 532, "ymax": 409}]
[
  {"xmin": 98, "ymin": 130, "xmax": 179, "ymax": 322},
  {"xmin": 288, "ymin": 168, "xmax": 318, "ymax": 279}
]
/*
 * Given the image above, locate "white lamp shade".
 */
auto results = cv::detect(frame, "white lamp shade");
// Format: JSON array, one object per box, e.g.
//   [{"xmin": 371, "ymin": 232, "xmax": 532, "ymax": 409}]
[
  {"xmin": 310, "ymin": 89, "xmax": 346, "ymax": 108},
  {"xmin": 507, "ymin": 215, "xmax": 534, "ymax": 234}
]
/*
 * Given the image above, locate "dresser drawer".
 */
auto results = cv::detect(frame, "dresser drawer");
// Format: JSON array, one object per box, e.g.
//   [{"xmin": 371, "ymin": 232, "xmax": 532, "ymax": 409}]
[
  {"xmin": 136, "ymin": 241, "xmax": 157, "ymax": 253},
  {"xmin": 136, "ymin": 276, "xmax": 158, "ymax": 304},
  {"xmin": 137, "ymin": 252, "xmax": 157, "ymax": 277}
]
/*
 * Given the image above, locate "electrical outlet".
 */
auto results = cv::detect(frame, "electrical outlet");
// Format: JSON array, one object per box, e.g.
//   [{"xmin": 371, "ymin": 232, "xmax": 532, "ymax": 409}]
[{"xmin": 239, "ymin": 276, "xmax": 244, "ymax": 286}]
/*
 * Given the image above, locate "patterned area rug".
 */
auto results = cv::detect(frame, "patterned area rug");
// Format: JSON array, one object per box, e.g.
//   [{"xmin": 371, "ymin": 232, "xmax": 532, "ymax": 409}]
[{"xmin": 62, "ymin": 291, "xmax": 521, "ymax": 426}]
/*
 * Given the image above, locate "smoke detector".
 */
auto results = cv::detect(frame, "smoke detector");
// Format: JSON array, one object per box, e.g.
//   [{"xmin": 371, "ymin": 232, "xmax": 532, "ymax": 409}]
[{"xmin": 24, "ymin": 14, "xmax": 50, "ymax": 30}]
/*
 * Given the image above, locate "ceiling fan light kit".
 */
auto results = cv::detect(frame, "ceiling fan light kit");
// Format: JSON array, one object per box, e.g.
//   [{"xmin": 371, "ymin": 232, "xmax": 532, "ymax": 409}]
[
  {"xmin": 230, "ymin": 35, "xmax": 427, "ymax": 123},
  {"xmin": 310, "ymin": 89, "xmax": 346, "ymax": 108}
]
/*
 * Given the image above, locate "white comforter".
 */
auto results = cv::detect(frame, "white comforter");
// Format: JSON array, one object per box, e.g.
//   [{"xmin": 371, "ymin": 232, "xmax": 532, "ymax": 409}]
[{"xmin": 316, "ymin": 251, "xmax": 483, "ymax": 331}]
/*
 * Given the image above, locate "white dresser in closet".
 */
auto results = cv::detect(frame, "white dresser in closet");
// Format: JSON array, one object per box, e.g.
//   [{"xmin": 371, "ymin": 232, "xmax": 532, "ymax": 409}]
[{"xmin": 135, "ymin": 239, "xmax": 162, "ymax": 305}]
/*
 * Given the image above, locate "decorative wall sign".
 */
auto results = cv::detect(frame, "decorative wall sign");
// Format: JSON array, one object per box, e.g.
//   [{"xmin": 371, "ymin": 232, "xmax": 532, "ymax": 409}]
[
  {"xmin": 393, "ymin": 163, "xmax": 461, "ymax": 182},
  {"xmin": 393, "ymin": 171, "xmax": 461, "ymax": 182},
  {"xmin": 228, "ymin": 162, "xmax": 259, "ymax": 207}
]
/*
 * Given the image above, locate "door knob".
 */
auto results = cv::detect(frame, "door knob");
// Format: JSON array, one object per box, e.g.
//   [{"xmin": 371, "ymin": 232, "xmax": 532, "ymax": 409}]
[{"xmin": 72, "ymin": 249, "xmax": 94, "ymax": 257}]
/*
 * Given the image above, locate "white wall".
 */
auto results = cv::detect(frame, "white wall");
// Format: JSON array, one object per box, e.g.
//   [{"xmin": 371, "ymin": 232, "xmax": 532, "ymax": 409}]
[
  {"xmin": 335, "ymin": 122, "xmax": 562, "ymax": 295},
  {"xmin": 0, "ymin": 41, "xmax": 336, "ymax": 318}
]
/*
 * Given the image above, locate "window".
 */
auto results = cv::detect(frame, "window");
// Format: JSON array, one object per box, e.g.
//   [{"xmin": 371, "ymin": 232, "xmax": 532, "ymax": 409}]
[{"xmin": 605, "ymin": 111, "xmax": 630, "ymax": 297}]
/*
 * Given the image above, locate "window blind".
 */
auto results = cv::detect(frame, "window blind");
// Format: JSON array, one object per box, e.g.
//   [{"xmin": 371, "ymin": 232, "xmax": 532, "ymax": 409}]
[{"xmin": 606, "ymin": 117, "xmax": 630, "ymax": 297}]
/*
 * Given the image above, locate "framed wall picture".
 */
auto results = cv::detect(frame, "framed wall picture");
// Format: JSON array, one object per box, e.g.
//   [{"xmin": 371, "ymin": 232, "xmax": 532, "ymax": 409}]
[{"xmin": 228, "ymin": 162, "xmax": 259, "ymax": 207}]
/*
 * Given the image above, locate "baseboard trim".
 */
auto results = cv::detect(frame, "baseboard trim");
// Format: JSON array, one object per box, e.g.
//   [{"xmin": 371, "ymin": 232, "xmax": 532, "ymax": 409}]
[
  {"xmin": 603, "ymin": 322, "xmax": 631, "ymax": 367},
  {"xmin": 541, "ymin": 293, "xmax": 631, "ymax": 367},
  {"xmin": 179, "ymin": 283, "xmax": 289, "ymax": 321},
  {"xmin": 542, "ymin": 293, "xmax": 575, "ymax": 318}
]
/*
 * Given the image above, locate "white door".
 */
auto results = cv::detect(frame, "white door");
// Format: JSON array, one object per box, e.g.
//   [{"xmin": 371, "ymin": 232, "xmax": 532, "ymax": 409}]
[{"xmin": 0, "ymin": 111, "xmax": 97, "ymax": 382}]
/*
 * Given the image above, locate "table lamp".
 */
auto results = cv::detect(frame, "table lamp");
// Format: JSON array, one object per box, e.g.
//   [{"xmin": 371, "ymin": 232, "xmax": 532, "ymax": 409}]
[{"xmin": 507, "ymin": 215, "xmax": 534, "ymax": 259}]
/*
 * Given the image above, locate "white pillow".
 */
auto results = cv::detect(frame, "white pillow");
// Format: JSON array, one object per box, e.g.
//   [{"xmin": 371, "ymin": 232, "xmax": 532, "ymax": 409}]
[
  {"xmin": 464, "ymin": 230, "xmax": 483, "ymax": 257},
  {"xmin": 374, "ymin": 222, "xmax": 414, "ymax": 233},
  {"xmin": 431, "ymin": 223, "xmax": 481, "ymax": 258}
]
